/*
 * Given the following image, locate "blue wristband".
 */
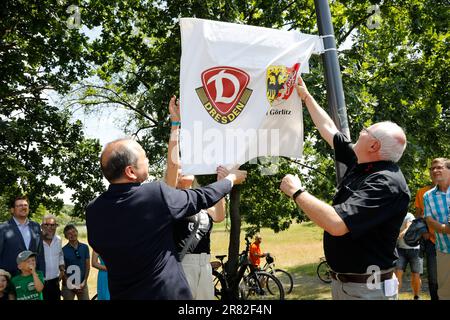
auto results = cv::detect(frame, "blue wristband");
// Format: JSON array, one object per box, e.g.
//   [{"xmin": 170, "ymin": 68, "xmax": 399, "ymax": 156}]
[{"xmin": 171, "ymin": 121, "xmax": 181, "ymax": 126}]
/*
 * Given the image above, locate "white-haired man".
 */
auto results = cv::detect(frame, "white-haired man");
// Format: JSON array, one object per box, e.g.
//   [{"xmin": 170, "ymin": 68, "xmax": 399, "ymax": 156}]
[
  {"xmin": 280, "ymin": 77, "xmax": 410, "ymax": 300},
  {"xmin": 41, "ymin": 214, "xmax": 65, "ymax": 300}
]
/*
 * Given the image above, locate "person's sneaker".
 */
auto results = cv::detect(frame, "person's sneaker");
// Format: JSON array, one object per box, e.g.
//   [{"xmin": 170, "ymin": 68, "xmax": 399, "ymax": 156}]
[{"xmin": 413, "ymin": 295, "xmax": 420, "ymax": 300}]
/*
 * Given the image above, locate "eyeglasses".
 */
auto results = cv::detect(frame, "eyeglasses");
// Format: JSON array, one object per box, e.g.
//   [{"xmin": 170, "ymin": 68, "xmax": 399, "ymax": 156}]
[
  {"xmin": 42, "ymin": 224, "xmax": 59, "ymax": 228},
  {"xmin": 15, "ymin": 204, "xmax": 28, "ymax": 208},
  {"xmin": 361, "ymin": 127, "xmax": 380, "ymax": 141}
]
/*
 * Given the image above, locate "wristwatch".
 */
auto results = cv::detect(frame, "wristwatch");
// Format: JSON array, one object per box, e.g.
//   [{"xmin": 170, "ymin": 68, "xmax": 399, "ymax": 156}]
[{"xmin": 292, "ymin": 186, "xmax": 306, "ymax": 201}]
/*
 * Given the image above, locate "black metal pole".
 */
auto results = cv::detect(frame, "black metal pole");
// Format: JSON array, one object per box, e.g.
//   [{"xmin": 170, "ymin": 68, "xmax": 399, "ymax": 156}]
[{"xmin": 314, "ymin": 0, "xmax": 350, "ymax": 184}]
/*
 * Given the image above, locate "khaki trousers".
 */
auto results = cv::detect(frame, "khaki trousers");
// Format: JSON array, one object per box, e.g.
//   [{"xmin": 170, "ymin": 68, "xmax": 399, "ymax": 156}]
[
  {"xmin": 437, "ymin": 250, "xmax": 450, "ymax": 300},
  {"xmin": 182, "ymin": 253, "xmax": 214, "ymax": 300}
]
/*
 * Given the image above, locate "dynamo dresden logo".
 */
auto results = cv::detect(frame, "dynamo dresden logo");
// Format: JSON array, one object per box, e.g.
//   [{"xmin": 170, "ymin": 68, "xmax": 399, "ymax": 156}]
[
  {"xmin": 196, "ymin": 66, "xmax": 253, "ymax": 124},
  {"xmin": 266, "ymin": 63, "xmax": 300, "ymax": 106}
]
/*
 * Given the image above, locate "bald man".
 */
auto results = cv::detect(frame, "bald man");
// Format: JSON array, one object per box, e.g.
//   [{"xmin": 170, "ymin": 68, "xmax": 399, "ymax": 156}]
[
  {"xmin": 86, "ymin": 138, "xmax": 246, "ymax": 300},
  {"xmin": 280, "ymin": 77, "xmax": 410, "ymax": 300}
]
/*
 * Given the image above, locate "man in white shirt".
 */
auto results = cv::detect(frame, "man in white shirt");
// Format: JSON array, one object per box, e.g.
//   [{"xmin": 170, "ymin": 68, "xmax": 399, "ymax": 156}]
[{"xmin": 41, "ymin": 215, "xmax": 65, "ymax": 300}]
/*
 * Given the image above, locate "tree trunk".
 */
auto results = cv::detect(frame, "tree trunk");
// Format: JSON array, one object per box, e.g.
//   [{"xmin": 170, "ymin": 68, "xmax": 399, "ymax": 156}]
[{"xmin": 225, "ymin": 186, "xmax": 241, "ymax": 299}]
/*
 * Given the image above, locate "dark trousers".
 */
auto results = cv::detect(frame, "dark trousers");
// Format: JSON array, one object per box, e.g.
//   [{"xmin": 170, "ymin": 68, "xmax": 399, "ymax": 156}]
[
  {"xmin": 423, "ymin": 239, "xmax": 439, "ymax": 300},
  {"xmin": 43, "ymin": 278, "xmax": 61, "ymax": 301}
]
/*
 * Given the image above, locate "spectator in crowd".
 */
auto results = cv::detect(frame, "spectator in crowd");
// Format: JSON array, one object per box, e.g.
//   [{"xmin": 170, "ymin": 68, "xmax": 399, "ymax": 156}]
[
  {"xmin": 165, "ymin": 96, "xmax": 235, "ymax": 300},
  {"xmin": 11, "ymin": 250, "xmax": 44, "ymax": 300},
  {"xmin": 249, "ymin": 234, "xmax": 267, "ymax": 269},
  {"xmin": 395, "ymin": 212, "xmax": 423, "ymax": 299},
  {"xmin": 86, "ymin": 137, "xmax": 246, "ymax": 300},
  {"xmin": 414, "ymin": 171, "xmax": 439, "ymax": 300},
  {"xmin": 280, "ymin": 77, "xmax": 410, "ymax": 300},
  {"xmin": 0, "ymin": 196, "xmax": 45, "ymax": 277},
  {"xmin": 41, "ymin": 214, "xmax": 65, "ymax": 301},
  {"xmin": 61, "ymin": 224, "xmax": 90, "ymax": 300},
  {"xmin": 423, "ymin": 158, "xmax": 450, "ymax": 300},
  {"xmin": 0, "ymin": 269, "xmax": 14, "ymax": 300},
  {"xmin": 92, "ymin": 251, "xmax": 110, "ymax": 300}
]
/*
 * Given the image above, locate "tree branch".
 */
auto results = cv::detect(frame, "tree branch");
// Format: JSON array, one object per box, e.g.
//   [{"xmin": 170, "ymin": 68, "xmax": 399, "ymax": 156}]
[{"xmin": 285, "ymin": 158, "xmax": 331, "ymax": 180}]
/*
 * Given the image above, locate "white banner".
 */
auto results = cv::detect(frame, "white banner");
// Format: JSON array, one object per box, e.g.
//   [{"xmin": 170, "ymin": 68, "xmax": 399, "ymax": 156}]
[{"xmin": 179, "ymin": 18, "xmax": 322, "ymax": 175}]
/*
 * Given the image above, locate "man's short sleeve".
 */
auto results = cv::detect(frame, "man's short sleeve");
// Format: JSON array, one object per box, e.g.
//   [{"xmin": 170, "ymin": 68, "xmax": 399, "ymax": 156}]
[
  {"xmin": 423, "ymin": 192, "xmax": 432, "ymax": 218},
  {"xmin": 400, "ymin": 212, "xmax": 414, "ymax": 230},
  {"xmin": 333, "ymin": 173, "xmax": 406, "ymax": 239},
  {"xmin": 333, "ymin": 132, "xmax": 357, "ymax": 168}
]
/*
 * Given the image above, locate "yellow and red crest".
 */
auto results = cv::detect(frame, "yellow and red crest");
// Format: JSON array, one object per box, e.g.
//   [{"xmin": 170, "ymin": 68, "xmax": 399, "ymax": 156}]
[{"xmin": 266, "ymin": 63, "xmax": 300, "ymax": 106}]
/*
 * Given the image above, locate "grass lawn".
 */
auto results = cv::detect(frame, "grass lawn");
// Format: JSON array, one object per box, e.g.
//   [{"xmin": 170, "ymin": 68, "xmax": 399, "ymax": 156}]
[{"xmin": 69, "ymin": 221, "xmax": 430, "ymax": 300}]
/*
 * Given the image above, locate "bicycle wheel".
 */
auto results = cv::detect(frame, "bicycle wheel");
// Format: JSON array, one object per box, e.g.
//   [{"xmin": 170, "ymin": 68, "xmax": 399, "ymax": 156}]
[
  {"xmin": 272, "ymin": 269, "xmax": 294, "ymax": 294},
  {"xmin": 212, "ymin": 270, "xmax": 227, "ymax": 300},
  {"xmin": 317, "ymin": 260, "xmax": 332, "ymax": 284},
  {"xmin": 243, "ymin": 271, "xmax": 284, "ymax": 300}
]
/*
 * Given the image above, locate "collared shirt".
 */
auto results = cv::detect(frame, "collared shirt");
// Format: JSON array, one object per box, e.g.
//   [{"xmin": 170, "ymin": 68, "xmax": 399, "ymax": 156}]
[
  {"xmin": 324, "ymin": 132, "xmax": 410, "ymax": 273},
  {"xmin": 62, "ymin": 242, "xmax": 90, "ymax": 283},
  {"xmin": 13, "ymin": 217, "xmax": 31, "ymax": 250},
  {"xmin": 424, "ymin": 185, "xmax": 450, "ymax": 253},
  {"xmin": 43, "ymin": 235, "xmax": 64, "ymax": 280}
]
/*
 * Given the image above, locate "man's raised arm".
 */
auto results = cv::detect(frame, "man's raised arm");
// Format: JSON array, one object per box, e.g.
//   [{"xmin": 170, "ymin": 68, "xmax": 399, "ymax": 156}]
[{"xmin": 296, "ymin": 77, "xmax": 339, "ymax": 148}]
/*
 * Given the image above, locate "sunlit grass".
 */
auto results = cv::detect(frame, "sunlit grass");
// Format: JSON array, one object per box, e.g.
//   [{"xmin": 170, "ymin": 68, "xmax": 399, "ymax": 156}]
[{"xmin": 72, "ymin": 221, "xmax": 431, "ymax": 300}]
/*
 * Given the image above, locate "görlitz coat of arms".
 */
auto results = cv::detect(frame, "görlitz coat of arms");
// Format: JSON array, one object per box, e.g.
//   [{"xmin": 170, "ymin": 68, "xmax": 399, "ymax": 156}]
[{"xmin": 266, "ymin": 63, "xmax": 300, "ymax": 106}]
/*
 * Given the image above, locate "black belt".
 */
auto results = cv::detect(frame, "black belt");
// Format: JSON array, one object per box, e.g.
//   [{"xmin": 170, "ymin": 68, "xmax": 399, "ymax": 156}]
[{"xmin": 330, "ymin": 270, "xmax": 394, "ymax": 283}]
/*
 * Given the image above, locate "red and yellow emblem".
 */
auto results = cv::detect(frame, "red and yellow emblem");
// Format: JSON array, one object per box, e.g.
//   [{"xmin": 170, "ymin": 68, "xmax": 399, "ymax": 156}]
[
  {"xmin": 266, "ymin": 63, "xmax": 300, "ymax": 106},
  {"xmin": 196, "ymin": 66, "xmax": 253, "ymax": 124}
]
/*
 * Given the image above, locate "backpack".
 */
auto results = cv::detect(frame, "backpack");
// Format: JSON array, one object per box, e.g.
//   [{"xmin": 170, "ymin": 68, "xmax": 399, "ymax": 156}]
[{"xmin": 403, "ymin": 217, "xmax": 428, "ymax": 247}]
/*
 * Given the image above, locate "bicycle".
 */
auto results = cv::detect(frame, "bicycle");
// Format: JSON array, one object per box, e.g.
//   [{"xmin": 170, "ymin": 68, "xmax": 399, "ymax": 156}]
[
  {"xmin": 261, "ymin": 253, "xmax": 294, "ymax": 294},
  {"xmin": 211, "ymin": 238, "xmax": 285, "ymax": 300},
  {"xmin": 316, "ymin": 257, "xmax": 332, "ymax": 284}
]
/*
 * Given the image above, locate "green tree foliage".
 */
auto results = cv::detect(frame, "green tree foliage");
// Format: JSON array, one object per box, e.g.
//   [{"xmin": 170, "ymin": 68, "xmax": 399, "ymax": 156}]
[
  {"xmin": 333, "ymin": 0, "xmax": 449, "ymax": 203},
  {"xmin": 74, "ymin": 0, "xmax": 449, "ymax": 227},
  {"xmin": 57, "ymin": 1, "xmax": 438, "ymax": 291},
  {"xmin": 0, "ymin": 0, "xmax": 105, "ymax": 218},
  {"xmin": 7, "ymin": 0, "xmax": 443, "ymax": 296}
]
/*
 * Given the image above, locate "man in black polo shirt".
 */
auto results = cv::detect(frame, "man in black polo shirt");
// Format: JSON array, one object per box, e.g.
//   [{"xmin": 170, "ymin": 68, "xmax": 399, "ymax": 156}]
[
  {"xmin": 86, "ymin": 138, "xmax": 246, "ymax": 300},
  {"xmin": 280, "ymin": 77, "xmax": 410, "ymax": 300}
]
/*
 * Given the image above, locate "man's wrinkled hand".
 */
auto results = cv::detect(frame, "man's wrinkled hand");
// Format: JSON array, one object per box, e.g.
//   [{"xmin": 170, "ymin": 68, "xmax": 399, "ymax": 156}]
[
  {"xmin": 296, "ymin": 76, "xmax": 311, "ymax": 101},
  {"xmin": 218, "ymin": 165, "xmax": 247, "ymax": 185},
  {"xmin": 280, "ymin": 174, "xmax": 303, "ymax": 198}
]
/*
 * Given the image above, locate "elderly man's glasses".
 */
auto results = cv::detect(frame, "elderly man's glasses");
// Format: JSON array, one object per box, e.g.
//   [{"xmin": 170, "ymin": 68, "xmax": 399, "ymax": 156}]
[
  {"xmin": 42, "ymin": 223, "xmax": 59, "ymax": 228},
  {"xmin": 361, "ymin": 127, "xmax": 380, "ymax": 141}
]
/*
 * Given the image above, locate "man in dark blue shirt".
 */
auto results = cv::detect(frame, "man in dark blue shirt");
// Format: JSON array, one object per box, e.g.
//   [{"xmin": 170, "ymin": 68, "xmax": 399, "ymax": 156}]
[
  {"xmin": 61, "ymin": 224, "xmax": 90, "ymax": 300},
  {"xmin": 86, "ymin": 138, "xmax": 246, "ymax": 300},
  {"xmin": 280, "ymin": 77, "xmax": 410, "ymax": 300}
]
